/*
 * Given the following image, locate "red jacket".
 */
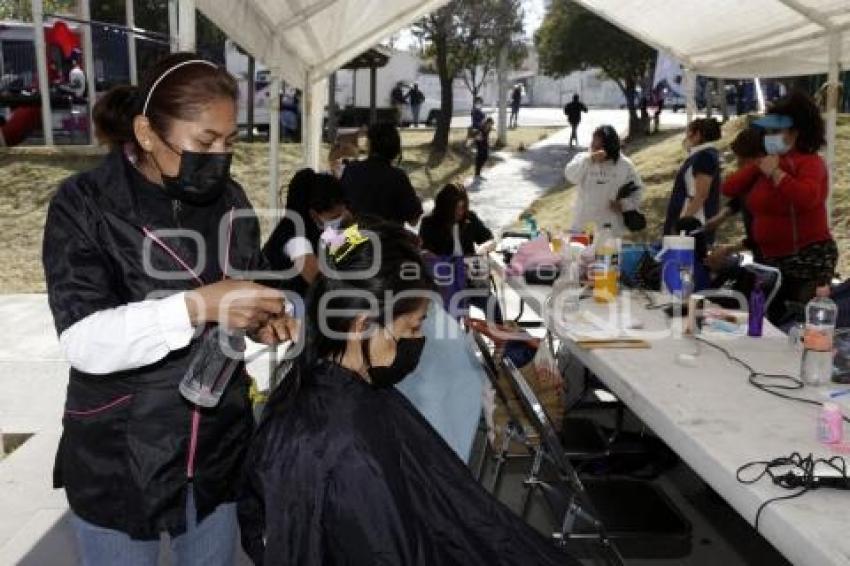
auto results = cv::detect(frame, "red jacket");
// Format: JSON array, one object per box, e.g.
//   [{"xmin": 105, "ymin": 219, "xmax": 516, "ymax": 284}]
[{"xmin": 722, "ymin": 151, "xmax": 831, "ymax": 259}]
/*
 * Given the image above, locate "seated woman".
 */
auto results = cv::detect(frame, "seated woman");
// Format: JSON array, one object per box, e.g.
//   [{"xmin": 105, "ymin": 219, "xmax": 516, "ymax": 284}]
[
  {"xmin": 564, "ymin": 125, "xmax": 643, "ymax": 237},
  {"xmin": 263, "ymin": 169, "xmax": 350, "ymax": 298},
  {"xmin": 663, "ymin": 118, "xmax": 722, "ymax": 243},
  {"xmin": 419, "ymin": 183, "xmax": 501, "ymax": 321},
  {"xmin": 722, "ymin": 91, "xmax": 836, "ymax": 322},
  {"xmin": 239, "ymin": 220, "xmax": 577, "ymax": 566}
]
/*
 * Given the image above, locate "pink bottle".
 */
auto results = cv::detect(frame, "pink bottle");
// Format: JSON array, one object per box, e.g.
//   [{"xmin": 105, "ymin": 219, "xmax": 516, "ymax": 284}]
[{"xmin": 818, "ymin": 402, "xmax": 844, "ymax": 444}]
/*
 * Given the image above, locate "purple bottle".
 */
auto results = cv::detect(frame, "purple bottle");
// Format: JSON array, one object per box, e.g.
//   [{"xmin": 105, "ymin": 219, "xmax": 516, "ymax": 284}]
[{"xmin": 748, "ymin": 281, "xmax": 765, "ymax": 337}]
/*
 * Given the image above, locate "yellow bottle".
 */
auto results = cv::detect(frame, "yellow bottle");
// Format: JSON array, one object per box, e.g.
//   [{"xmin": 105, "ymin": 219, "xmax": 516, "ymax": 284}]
[{"xmin": 592, "ymin": 223, "xmax": 619, "ymax": 303}]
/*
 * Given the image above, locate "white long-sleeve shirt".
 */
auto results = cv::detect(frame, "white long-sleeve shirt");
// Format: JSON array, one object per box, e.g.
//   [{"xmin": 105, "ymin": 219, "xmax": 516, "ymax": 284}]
[
  {"xmin": 59, "ymin": 292, "xmax": 195, "ymax": 375},
  {"xmin": 564, "ymin": 152, "xmax": 643, "ymax": 237}
]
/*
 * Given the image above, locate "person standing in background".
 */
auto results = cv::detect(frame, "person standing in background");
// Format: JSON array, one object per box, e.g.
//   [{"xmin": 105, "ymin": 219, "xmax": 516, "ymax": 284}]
[
  {"xmin": 509, "ymin": 84, "xmax": 523, "ymax": 128},
  {"xmin": 474, "ymin": 117, "xmax": 494, "ymax": 180},
  {"xmin": 564, "ymin": 94, "xmax": 588, "ymax": 148},
  {"xmin": 391, "ymin": 82, "xmax": 407, "ymax": 124},
  {"xmin": 408, "ymin": 83, "xmax": 425, "ymax": 127}
]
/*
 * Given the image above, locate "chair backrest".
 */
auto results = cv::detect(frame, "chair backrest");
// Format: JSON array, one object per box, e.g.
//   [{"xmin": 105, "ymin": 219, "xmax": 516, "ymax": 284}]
[
  {"xmin": 469, "ymin": 328, "xmax": 512, "ymax": 406},
  {"xmin": 502, "ymin": 356, "xmax": 573, "ymax": 474},
  {"xmin": 423, "ymin": 253, "xmax": 467, "ymax": 318}
]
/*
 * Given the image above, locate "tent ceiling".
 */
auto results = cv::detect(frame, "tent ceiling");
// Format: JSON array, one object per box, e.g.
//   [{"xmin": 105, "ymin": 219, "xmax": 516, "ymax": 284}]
[
  {"xmin": 195, "ymin": 0, "xmax": 449, "ymax": 86},
  {"xmin": 574, "ymin": 0, "xmax": 850, "ymax": 78}
]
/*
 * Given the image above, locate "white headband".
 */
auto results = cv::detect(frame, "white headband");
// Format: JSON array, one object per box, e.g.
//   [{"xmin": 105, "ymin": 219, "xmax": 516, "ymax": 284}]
[{"xmin": 141, "ymin": 59, "xmax": 218, "ymax": 116}]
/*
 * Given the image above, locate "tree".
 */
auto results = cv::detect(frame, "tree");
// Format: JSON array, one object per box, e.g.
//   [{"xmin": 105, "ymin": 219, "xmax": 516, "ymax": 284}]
[
  {"xmin": 0, "ymin": 0, "xmax": 75, "ymax": 21},
  {"xmin": 535, "ymin": 0, "xmax": 655, "ymax": 137},
  {"xmin": 412, "ymin": 0, "xmax": 526, "ymax": 153}
]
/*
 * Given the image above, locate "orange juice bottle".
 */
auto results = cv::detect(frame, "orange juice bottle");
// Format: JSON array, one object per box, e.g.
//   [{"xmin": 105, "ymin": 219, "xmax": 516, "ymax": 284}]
[{"xmin": 592, "ymin": 223, "xmax": 619, "ymax": 303}]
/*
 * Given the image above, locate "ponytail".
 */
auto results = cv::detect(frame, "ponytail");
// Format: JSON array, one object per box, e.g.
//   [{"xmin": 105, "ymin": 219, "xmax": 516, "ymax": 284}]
[{"xmin": 92, "ymin": 84, "xmax": 141, "ymax": 147}]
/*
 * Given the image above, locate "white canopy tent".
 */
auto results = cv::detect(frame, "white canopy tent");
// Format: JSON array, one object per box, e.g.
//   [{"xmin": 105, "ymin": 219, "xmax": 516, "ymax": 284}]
[
  {"xmin": 191, "ymin": 0, "xmax": 451, "ymax": 214},
  {"xmin": 574, "ymin": 0, "xmax": 850, "ymax": 213}
]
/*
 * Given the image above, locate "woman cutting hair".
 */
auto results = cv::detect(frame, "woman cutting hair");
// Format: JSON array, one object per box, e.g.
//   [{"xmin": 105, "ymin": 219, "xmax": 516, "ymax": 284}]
[
  {"xmin": 43, "ymin": 53, "xmax": 293, "ymax": 565},
  {"xmin": 723, "ymin": 91, "xmax": 836, "ymax": 319},
  {"xmin": 239, "ymin": 219, "xmax": 577, "ymax": 566}
]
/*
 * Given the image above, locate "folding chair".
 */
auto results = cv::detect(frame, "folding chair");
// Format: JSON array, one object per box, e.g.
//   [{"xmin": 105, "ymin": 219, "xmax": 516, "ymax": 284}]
[
  {"xmin": 467, "ymin": 320, "xmax": 609, "ymax": 499},
  {"xmin": 502, "ymin": 357, "xmax": 692, "ymax": 561}
]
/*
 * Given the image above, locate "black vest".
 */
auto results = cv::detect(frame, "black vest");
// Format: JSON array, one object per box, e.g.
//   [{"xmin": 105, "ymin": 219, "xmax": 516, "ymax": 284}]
[{"xmin": 43, "ymin": 149, "xmax": 262, "ymax": 539}]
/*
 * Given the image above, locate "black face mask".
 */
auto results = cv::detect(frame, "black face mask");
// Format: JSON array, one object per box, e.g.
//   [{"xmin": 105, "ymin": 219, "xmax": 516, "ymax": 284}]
[
  {"xmin": 365, "ymin": 335, "xmax": 427, "ymax": 388},
  {"xmin": 155, "ymin": 145, "xmax": 233, "ymax": 206}
]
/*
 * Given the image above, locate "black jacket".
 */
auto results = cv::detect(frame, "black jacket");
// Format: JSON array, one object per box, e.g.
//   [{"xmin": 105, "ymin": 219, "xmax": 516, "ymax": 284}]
[
  {"xmin": 419, "ymin": 211, "xmax": 492, "ymax": 257},
  {"xmin": 43, "ymin": 149, "xmax": 260, "ymax": 539},
  {"xmin": 340, "ymin": 156, "xmax": 423, "ymax": 225},
  {"xmin": 239, "ymin": 360, "xmax": 579, "ymax": 566}
]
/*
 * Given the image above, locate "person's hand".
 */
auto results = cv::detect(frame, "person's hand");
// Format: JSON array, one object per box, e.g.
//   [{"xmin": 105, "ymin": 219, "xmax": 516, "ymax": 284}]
[
  {"xmin": 590, "ymin": 150, "xmax": 608, "ymax": 163},
  {"xmin": 251, "ymin": 314, "xmax": 300, "ymax": 346},
  {"xmin": 759, "ymin": 155, "xmax": 780, "ymax": 177},
  {"xmin": 185, "ymin": 280, "xmax": 285, "ymax": 330}
]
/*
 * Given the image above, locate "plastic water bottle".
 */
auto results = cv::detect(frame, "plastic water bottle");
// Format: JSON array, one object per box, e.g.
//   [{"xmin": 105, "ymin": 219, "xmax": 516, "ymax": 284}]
[
  {"xmin": 801, "ymin": 287, "xmax": 837, "ymax": 386},
  {"xmin": 551, "ymin": 251, "xmax": 582, "ymax": 315},
  {"xmin": 524, "ymin": 215, "xmax": 539, "ymax": 238},
  {"xmin": 592, "ymin": 223, "xmax": 619, "ymax": 303},
  {"xmin": 747, "ymin": 280, "xmax": 765, "ymax": 337}
]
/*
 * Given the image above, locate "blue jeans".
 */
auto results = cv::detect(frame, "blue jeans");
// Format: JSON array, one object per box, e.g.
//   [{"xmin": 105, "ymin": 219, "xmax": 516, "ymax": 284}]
[{"xmin": 71, "ymin": 489, "xmax": 237, "ymax": 566}]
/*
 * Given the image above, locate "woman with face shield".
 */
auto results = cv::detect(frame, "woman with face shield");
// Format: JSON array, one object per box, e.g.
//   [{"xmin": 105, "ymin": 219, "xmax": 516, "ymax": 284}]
[
  {"xmin": 239, "ymin": 219, "xmax": 579, "ymax": 566},
  {"xmin": 43, "ymin": 53, "xmax": 294, "ymax": 565},
  {"xmin": 722, "ymin": 91, "xmax": 836, "ymax": 321}
]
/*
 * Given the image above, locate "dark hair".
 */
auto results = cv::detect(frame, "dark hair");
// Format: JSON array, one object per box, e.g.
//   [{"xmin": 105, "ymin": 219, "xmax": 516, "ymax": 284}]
[
  {"xmin": 431, "ymin": 183, "xmax": 468, "ymax": 227},
  {"xmin": 593, "ymin": 125, "xmax": 621, "ymax": 162},
  {"xmin": 92, "ymin": 52, "xmax": 237, "ymax": 150},
  {"xmin": 730, "ymin": 127, "xmax": 766, "ymax": 159},
  {"xmin": 767, "ymin": 90, "xmax": 825, "ymax": 153},
  {"xmin": 308, "ymin": 173, "xmax": 346, "ymax": 214},
  {"xmin": 368, "ymin": 122, "xmax": 402, "ymax": 161},
  {"xmin": 687, "ymin": 117, "xmax": 721, "ymax": 143},
  {"xmin": 284, "ymin": 168, "xmax": 315, "ymax": 220},
  {"xmin": 572, "ymin": 94, "xmax": 580, "ymax": 102}
]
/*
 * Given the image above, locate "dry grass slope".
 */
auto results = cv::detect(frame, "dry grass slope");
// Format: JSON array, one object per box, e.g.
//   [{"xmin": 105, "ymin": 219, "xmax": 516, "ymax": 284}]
[{"xmin": 0, "ymin": 126, "xmax": 559, "ymax": 293}]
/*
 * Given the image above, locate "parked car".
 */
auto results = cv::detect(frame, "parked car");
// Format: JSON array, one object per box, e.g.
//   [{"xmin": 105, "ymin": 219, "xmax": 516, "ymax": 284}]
[{"xmin": 664, "ymin": 92, "xmax": 686, "ymax": 112}]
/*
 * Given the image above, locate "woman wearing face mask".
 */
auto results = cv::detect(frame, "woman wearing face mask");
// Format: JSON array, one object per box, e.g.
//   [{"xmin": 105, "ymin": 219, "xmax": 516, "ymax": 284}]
[
  {"xmin": 564, "ymin": 124, "xmax": 644, "ymax": 236},
  {"xmin": 722, "ymin": 91, "xmax": 836, "ymax": 320},
  {"xmin": 263, "ymin": 169, "xmax": 350, "ymax": 297},
  {"xmin": 663, "ymin": 117, "xmax": 722, "ymax": 242},
  {"xmin": 239, "ymin": 219, "xmax": 578, "ymax": 566},
  {"xmin": 43, "ymin": 53, "xmax": 293, "ymax": 565}
]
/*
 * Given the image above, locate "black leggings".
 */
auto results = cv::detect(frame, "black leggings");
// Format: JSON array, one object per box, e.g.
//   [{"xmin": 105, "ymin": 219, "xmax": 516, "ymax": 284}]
[{"xmin": 475, "ymin": 141, "xmax": 489, "ymax": 176}]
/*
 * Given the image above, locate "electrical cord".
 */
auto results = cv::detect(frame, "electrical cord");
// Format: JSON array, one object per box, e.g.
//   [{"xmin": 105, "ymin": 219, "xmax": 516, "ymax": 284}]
[{"xmin": 737, "ymin": 452, "xmax": 849, "ymax": 531}]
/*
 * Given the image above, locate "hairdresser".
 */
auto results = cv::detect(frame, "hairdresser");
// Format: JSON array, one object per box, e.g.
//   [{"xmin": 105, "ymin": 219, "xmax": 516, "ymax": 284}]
[{"xmin": 43, "ymin": 53, "xmax": 294, "ymax": 565}]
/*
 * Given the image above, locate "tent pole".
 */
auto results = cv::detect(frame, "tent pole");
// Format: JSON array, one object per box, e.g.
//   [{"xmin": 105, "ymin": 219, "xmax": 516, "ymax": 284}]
[
  {"xmin": 684, "ymin": 69, "xmax": 696, "ymax": 124},
  {"xmin": 126, "ymin": 0, "xmax": 138, "ymax": 85},
  {"xmin": 369, "ymin": 65, "xmax": 377, "ymax": 125},
  {"xmin": 301, "ymin": 74, "xmax": 327, "ymax": 170},
  {"xmin": 269, "ymin": 75, "xmax": 282, "ymax": 215},
  {"xmin": 168, "ymin": 0, "xmax": 178, "ymax": 52},
  {"xmin": 32, "ymin": 0, "xmax": 53, "ymax": 146},
  {"xmin": 825, "ymin": 32, "xmax": 841, "ymax": 223},
  {"xmin": 754, "ymin": 78, "xmax": 766, "ymax": 113},
  {"xmin": 79, "ymin": 0, "xmax": 97, "ymax": 144},
  {"xmin": 247, "ymin": 54, "xmax": 255, "ymax": 142},
  {"xmin": 177, "ymin": 0, "xmax": 196, "ymax": 52}
]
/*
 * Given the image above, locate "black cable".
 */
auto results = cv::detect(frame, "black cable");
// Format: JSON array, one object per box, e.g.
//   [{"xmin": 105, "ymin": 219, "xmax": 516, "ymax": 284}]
[
  {"xmin": 695, "ymin": 336, "xmax": 843, "ymax": 417},
  {"xmin": 736, "ymin": 452, "xmax": 848, "ymax": 531}
]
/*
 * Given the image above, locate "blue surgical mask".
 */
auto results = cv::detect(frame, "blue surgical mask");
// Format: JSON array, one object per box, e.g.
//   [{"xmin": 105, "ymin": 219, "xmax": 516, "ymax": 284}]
[{"xmin": 764, "ymin": 134, "xmax": 790, "ymax": 156}]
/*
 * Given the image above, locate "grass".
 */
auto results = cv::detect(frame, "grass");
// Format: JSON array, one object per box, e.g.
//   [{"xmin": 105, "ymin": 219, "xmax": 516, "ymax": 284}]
[
  {"xmin": 519, "ymin": 115, "xmax": 850, "ymax": 277},
  {"xmin": 0, "ymin": 125, "xmax": 560, "ymax": 293}
]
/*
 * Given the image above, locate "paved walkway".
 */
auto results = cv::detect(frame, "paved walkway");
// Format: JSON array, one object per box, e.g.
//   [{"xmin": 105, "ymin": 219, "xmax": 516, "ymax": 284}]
[{"xmin": 467, "ymin": 109, "xmax": 632, "ymax": 231}]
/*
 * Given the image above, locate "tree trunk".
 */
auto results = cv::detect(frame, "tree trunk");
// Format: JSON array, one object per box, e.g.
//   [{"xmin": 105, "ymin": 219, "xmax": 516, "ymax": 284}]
[
  {"xmin": 432, "ymin": 34, "xmax": 453, "ymax": 153},
  {"xmin": 624, "ymin": 76, "xmax": 644, "ymax": 139}
]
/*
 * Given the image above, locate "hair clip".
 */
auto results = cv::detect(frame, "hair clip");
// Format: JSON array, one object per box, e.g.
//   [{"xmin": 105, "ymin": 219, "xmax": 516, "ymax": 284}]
[{"xmin": 324, "ymin": 224, "xmax": 369, "ymax": 263}]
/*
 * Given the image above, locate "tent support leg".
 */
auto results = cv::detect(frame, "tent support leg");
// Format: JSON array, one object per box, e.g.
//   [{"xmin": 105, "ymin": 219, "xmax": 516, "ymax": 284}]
[
  {"xmin": 32, "ymin": 0, "xmax": 53, "ymax": 146},
  {"xmin": 825, "ymin": 32, "xmax": 841, "ymax": 223},
  {"xmin": 684, "ymin": 69, "xmax": 696, "ymax": 124}
]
